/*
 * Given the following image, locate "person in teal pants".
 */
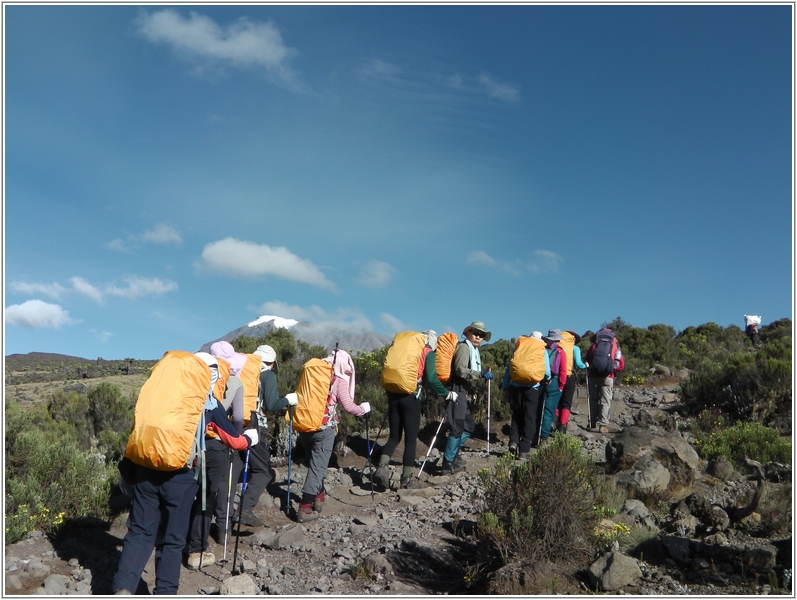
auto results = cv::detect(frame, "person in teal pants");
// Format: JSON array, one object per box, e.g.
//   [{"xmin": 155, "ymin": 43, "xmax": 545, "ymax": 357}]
[{"xmin": 538, "ymin": 329, "xmax": 568, "ymax": 444}]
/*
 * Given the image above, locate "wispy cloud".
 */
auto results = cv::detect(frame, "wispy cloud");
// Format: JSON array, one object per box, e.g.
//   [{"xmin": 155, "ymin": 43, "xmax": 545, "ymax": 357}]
[
  {"xmin": 105, "ymin": 276, "xmax": 179, "ymax": 299},
  {"xmin": 5, "ymin": 300, "xmax": 76, "ymax": 329},
  {"xmin": 467, "ymin": 249, "xmax": 563, "ymax": 275},
  {"xmin": 70, "ymin": 276, "xmax": 105, "ymax": 304},
  {"xmin": 478, "ymin": 73, "xmax": 520, "ymax": 103},
  {"xmin": 380, "ymin": 313, "xmax": 405, "ymax": 333},
  {"xmin": 9, "ymin": 281, "xmax": 67, "ymax": 300},
  {"xmin": 255, "ymin": 301, "xmax": 372, "ymax": 330},
  {"xmin": 202, "ymin": 238, "xmax": 335, "ymax": 290},
  {"xmin": 135, "ymin": 9, "xmax": 301, "ymax": 90},
  {"xmin": 360, "ymin": 58, "xmax": 402, "ymax": 80},
  {"xmin": 107, "ymin": 223, "xmax": 183, "ymax": 253},
  {"xmin": 91, "ymin": 329, "xmax": 114, "ymax": 343},
  {"xmin": 357, "ymin": 260, "xmax": 398, "ymax": 289}
]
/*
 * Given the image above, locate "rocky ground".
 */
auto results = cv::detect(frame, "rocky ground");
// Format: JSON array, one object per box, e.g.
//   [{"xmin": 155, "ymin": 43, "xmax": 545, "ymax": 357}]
[{"xmin": 5, "ymin": 381, "xmax": 792, "ymax": 595}]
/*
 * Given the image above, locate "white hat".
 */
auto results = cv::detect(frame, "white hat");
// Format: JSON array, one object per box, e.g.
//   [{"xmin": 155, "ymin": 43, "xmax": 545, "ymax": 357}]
[
  {"xmin": 194, "ymin": 351, "xmax": 218, "ymax": 368},
  {"xmin": 254, "ymin": 345, "xmax": 277, "ymax": 363},
  {"xmin": 530, "ymin": 331, "xmax": 543, "ymax": 340}
]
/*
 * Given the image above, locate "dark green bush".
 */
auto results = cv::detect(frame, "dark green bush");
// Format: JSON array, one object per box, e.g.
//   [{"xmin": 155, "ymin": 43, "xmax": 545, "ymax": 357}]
[
  {"xmin": 694, "ymin": 422, "xmax": 791, "ymax": 467},
  {"xmin": 474, "ymin": 434, "xmax": 625, "ymax": 568}
]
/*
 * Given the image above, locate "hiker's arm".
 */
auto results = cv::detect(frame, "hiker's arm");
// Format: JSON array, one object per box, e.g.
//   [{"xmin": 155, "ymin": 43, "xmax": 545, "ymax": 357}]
[
  {"xmin": 573, "ymin": 346, "xmax": 587, "ymax": 370},
  {"xmin": 453, "ymin": 343, "xmax": 481, "ymax": 381},
  {"xmin": 424, "ymin": 351, "xmax": 449, "ymax": 397},
  {"xmin": 229, "ymin": 383, "xmax": 244, "ymax": 434},
  {"xmin": 259, "ymin": 370, "xmax": 289, "ymax": 412},
  {"xmin": 334, "ymin": 377, "xmax": 366, "ymax": 416},
  {"xmin": 206, "ymin": 404, "xmax": 251, "ymax": 450},
  {"xmin": 502, "ymin": 359, "xmax": 512, "ymax": 388}
]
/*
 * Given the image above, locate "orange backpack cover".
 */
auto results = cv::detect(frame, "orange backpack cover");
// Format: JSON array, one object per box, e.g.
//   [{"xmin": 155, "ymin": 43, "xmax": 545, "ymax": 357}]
[
  {"xmin": 290, "ymin": 358, "xmax": 334, "ymax": 433},
  {"xmin": 239, "ymin": 354, "xmax": 262, "ymax": 425},
  {"xmin": 559, "ymin": 331, "xmax": 576, "ymax": 375},
  {"xmin": 124, "ymin": 350, "xmax": 210, "ymax": 471},
  {"xmin": 381, "ymin": 332, "xmax": 426, "ymax": 394},
  {"xmin": 509, "ymin": 337, "xmax": 547, "ymax": 384},
  {"xmin": 435, "ymin": 332, "xmax": 458, "ymax": 383}
]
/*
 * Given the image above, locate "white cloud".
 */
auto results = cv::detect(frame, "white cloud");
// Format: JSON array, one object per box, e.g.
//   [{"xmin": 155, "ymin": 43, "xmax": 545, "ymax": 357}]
[
  {"xmin": 92, "ymin": 329, "xmax": 114, "ymax": 343},
  {"xmin": 140, "ymin": 224, "xmax": 183, "ymax": 246},
  {"xmin": 135, "ymin": 10, "xmax": 300, "ymax": 89},
  {"xmin": 5, "ymin": 300, "xmax": 75, "ymax": 329},
  {"xmin": 9, "ymin": 281, "xmax": 67, "ymax": 300},
  {"xmin": 528, "ymin": 250, "xmax": 563, "ymax": 274},
  {"xmin": 357, "ymin": 260, "xmax": 398, "ymax": 289},
  {"xmin": 361, "ymin": 58, "xmax": 402, "ymax": 79},
  {"xmin": 202, "ymin": 238, "xmax": 335, "ymax": 290},
  {"xmin": 70, "ymin": 276, "xmax": 105, "ymax": 304},
  {"xmin": 255, "ymin": 301, "xmax": 376, "ymax": 337},
  {"xmin": 478, "ymin": 73, "xmax": 520, "ymax": 103},
  {"xmin": 467, "ymin": 250, "xmax": 522, "ymax": 276},
  {"xmin": 380, "ymin": 313, "xmax": 405, "ymax": 333},
  {"xmin": 106, "ymin": 238, "xmax": 131, "ymax": 252},
  {"xmin": 105, "ymin": 276, "xmax": 179, "ymax": 299}
]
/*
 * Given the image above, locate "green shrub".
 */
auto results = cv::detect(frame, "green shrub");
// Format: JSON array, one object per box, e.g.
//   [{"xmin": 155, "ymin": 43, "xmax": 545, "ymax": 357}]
[
  {"xmin": 695, "ymin": 422, "xmax": 791, "ymax": 467},
  {"xmin": 474, "ymin": 434, "xmax": 625, "ymax": 568}
]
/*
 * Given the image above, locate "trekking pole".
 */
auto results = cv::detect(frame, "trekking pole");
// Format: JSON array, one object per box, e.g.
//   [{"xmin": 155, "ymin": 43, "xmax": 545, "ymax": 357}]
[
  {"xmin": 417, "ymin": 414, "xmax": 446, "ymax": 477},
  {"xmin": 486, "ymin": 367, "xmax": 492, "ymax": 455},
  {"xmin": 220, "ymin": 449, "xmax": 233, "ymax": 564},
  {"xmin": 287, "ymin": 405, "xmax": 294, "ymax": 516},
  {"xmin": 586, "ymin": 371, "xmax": 591, "ymax": 430},
  {"xmin": 232, "ymin": 410, "xmax": 256, "ymax": 575},
  {"xmin": 361, "ymin": 409, "xmax": 389, "ymax": 473},
  {"xmin": 365, "ymin": 412, "xmax": 374, "ymax": 499}
]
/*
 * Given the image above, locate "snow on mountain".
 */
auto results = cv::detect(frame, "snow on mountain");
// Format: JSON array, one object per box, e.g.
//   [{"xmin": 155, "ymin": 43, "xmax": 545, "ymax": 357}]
[{"xmin": 247, "ymin": 315, "xmax": 299, "ymax": 329}]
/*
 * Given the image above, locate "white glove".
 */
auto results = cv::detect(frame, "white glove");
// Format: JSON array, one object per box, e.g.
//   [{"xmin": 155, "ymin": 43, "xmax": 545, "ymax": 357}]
[
  {"xmin": 359, "ymin": 402, "xmax": 371, "ymax": 414},
  {"xmin": 243, "ymin": 428, "xmax": 259, "ymax": 447},
  {"xmin": 446, "ymin": 391, "xmax": 458, "ymax": 402},
  {"xmin": 286, "ymin": 392, "xmax": 299, "ymax": 406}
]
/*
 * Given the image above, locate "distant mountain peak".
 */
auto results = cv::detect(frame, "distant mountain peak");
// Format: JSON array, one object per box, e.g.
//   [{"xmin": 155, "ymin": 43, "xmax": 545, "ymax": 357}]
[{"xmin": 247, "ymin": 315, "xmax": 299, "ymax": 329}]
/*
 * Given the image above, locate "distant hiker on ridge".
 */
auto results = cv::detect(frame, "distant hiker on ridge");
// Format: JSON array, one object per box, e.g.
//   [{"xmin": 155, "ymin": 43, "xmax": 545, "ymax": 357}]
[{"xmin": 744, "ymin": 314, "xmax": 762, "ymax": 347}]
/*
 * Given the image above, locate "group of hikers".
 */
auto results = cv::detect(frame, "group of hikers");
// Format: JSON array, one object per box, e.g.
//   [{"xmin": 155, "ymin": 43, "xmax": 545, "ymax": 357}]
[{"xmin": 111, "ymin": 321, "xmax": 625, "ymax": 595}]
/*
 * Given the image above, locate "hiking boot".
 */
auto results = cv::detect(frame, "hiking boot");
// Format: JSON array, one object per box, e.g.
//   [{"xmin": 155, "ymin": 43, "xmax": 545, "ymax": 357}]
[
  {"xmin": 187, "ymin": 551, "xmax": 215, "ymax": 570},
  {"xmin": 210, "ymin": 523, "xmax": 229, "ymax": 545},
  {"xmin": 557, "ymin": 422, "xmax": 568, "ymax": 434},
  {"xmin": 599, "ymin": 426, "xmax": 609, "ymax": 434},
  {"xmin": 373, "ymin": 465, "xmax": 391, "ymax": 489},
  {"xmin": 296, "ymin": 503, "xmax": 319, "ymax": 523},
  {"xmin": 313, "ymin": 491, "xmax": 325, "ymax": 513},
  {"xmin": 400, "ymin": 475, "xmax": 423, "ymax": 489},
  {"xmin": 539, "ymin": 436, "xmax": 550, "ymax": 446},
  {"xmin": 453, "ymin": 454, "xmax": 467, "ymax": 467},
  {"xmin": 239, "ymin": 510, "xmax": 263, "ymax": 527},
  {"xmin": 508, "ymin": 444, "xmax": 518, "ymax": 458},
  {"xmin": 517, "ymin": 451, "xmax": 529, "ymax": 461},
  {"xmin": 441, "ymin": 459, "xmax": 464, "ymax": 475}
]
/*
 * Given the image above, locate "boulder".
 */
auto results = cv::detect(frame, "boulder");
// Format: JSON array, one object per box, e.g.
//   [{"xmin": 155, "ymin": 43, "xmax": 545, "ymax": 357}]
[
  {"xmin": 364, "ymin": 553, "xmax": 393, "ymax": 577},
  {"xmin": 650, "ymin": 364, "xmax": 672, "ymax": 377},
  {"xmin": 220, "ymin": 573, "xmax": 258, "ymax": 595},
  {"xmin": 587, "ymin": 550, "xmax": 642, "ymax": 591},
  {"xmin": 707, "ymin": 456, "xmax": 735, "ymax": 481},
  {"xmin": 615, "ymin": 454, "xmax": 671, "ymax": 494},
  {"xmin": 661, "ymin": 535, "xmax": 692, "ymax": 563},
  {"xmin": 605, "ymin": 425, "xmax": 700, "ymax": 488}
]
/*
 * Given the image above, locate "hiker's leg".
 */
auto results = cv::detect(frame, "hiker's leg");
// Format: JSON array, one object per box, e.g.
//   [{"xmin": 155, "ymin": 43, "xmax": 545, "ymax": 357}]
[
  {"xmin": 540, "ymin": 380, "xmax": 561, "ymax": 438},
  {"xmin": 380, "ymin": 393, "xmax": 403, "ymax": 461},
  {"xmin": 152, "ymin": 468, "xmax": 197, "ymax": 595},
  {"xmin": 597, "ymin": 377, "xmax": 614, "ymax": 427},
  {"xmin": 241, "ymin": 426, "xmax": 271, "ymax": 512},
  {"xmin": 113, "ymin": 466, "xmax": 161, "ymax": 593},
  {"xmin": 302, "ymin": 428, "xmax": 335, "ymax": 498},
  {"xmin": 559, "ymin": 376, "xmax": 576, "ymax": 425},
  {"xmin": 588, "ymin": 376, "xmax": 600, "ymax": 428},
  {"xmin": 400, "ymin": 394, "xmax": 422, "ymax": 467},
  {"xmin": 214, "ymin": 450, "xmax": 242, "ymax": 531},
  {"xmin": 508, "ymin": 388, "xmax": 522, "ymax": 449},
  {"xmin": 519, "ymin": 387, "xmax": 539, "ymax": 453}
]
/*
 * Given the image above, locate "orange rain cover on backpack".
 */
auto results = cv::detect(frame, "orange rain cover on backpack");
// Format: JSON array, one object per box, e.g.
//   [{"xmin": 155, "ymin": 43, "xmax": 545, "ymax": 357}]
[
  {"xmin": 435, "ymin": 332, "xmax": 459, "ymax": 383},
  {"xmin": 509, "ymin": 336, "xmax": 547, "ymax": 384},
  {"xmin": 213, "ymin": 357, "xmax": 231, "ymax": 403},
  {"xmin": 381, "ymin": 332, "xmax": 427, "ymax": 394},
  {"xmin": 290, "ymin": 358, "xmax": 334, "ymax": 433},
  {"xmin": 124, "ymin": 350, "xmax": 210, "ymax": 471},
  {"xmin": 239, "ymin": 354, "xmax": 262, "ymax": 425},
  {"xmin": 559, "ymin": 331, "xmax": 576, "ymax": 375}
]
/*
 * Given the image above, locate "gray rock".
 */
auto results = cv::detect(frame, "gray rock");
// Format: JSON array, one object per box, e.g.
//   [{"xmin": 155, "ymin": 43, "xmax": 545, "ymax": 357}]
[
  {"xmin": 588, "ymin": 550, "xmax": 642, "ymax": 591},
  {"xmin": 6, "ymin": 574, "xmax": 23, "ymax": 591},
  {"xmin": 25, "ymin": 559, "xmax": 51, "ymax": 578},
  {"xmin": 615, "ymin": 454, "xmax": 671, "ymax": 494},
  {"xmin": 398, "ymin": 495, "xmax": 427, "ymax": 506},
  {"xmin": 264, "ymin": 524, "xmax": 304, "ymax": 550},
  {"xmin": 661, "ymin": 535, "xmax": 692, "ymax": 563},
  {"xmin": 622, "ymin": 499, "xmax": 651, "ymax": 520},
  {"xmin": 354, "ymin": 516, "xmax": 379, "ymax": 527},
  {"xmin": 42, "ymin": 574, "xmax": 71, "ymax": 595},
  {"xmin": 220, "ymin": 573, "xmax": 259, "ymax": 595},
  {"xmin": 396, "ymin": 487, "xmax": 438, "ymax": 499},
  {"xmin": 707, "ymin": 456, "xmax": 735, "ymax": 481},
  {"xmin": 364, "ymin": 553, "xmax": 393, "ymax": 577}
]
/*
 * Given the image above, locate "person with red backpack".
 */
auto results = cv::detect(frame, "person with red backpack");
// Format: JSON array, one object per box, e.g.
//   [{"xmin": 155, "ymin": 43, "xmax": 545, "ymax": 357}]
[
  {"xmin": 538, "ymin": 329, "xmax": 568, "ymax": 444},
  {"xmin": 584, "ymin": 328, "xmax": 624, "ymax": 433}
]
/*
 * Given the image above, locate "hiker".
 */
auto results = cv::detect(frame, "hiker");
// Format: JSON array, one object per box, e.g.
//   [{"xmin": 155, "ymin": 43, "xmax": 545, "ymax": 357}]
[
  {"xmin": 744, "ymin": 315, "xmax": 761, "ymax": 347},
  {"xmin": 554, "ymin": 330, "xmax": 587, "ymax": 434},
  {"xmin": 295, "ymin": 349, "xmax": 370, "ymax": 522},
  {"xmin": 538, "ymin": 329, "xmax": 568, "ymax": 445},
  {"xmin": 584, "ymin": 327, "xmax": 624, "ymax": 433},
  {"xmin": 374, "ymin": 330, "xmax": 456, "ymax": 489},
  {"xmin": 184, "ymin": 355, "xmax": 253, "ymax": 570},
  {"xmin": 441, "ymin": 321, "xmax": 493, "ymax": 474},
  {"xmin": 502, "ymin": 330, "xmax": 550, "ymax": 459},
  {"xmin": 112, "ymin": 351, "xmax": 257, "ymax": 595}
]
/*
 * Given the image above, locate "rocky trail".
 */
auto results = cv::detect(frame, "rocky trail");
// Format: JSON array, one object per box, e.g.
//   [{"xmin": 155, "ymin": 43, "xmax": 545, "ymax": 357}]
[{"xmin": 5, "ymin": 382, "xmax": 792, "ymax": 595}]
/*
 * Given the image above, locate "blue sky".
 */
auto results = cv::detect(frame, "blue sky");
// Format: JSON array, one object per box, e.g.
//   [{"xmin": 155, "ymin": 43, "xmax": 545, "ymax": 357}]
[{"xmin": 4, "ymin": 4, "xmax": 792, "ymax": 360}]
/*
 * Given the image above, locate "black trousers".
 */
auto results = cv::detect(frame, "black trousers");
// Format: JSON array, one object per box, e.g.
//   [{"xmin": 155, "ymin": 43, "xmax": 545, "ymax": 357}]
[
  {"xmin": 381, "ymin": 392, "xmax": 422, "ymax": 467},
  {"xmin": 508, "ymin": 386, "xmax": 541, "ymax": 454},
  {"xmin": 186, "ymin": 439, "xmax": 229, "ymax": 553}
]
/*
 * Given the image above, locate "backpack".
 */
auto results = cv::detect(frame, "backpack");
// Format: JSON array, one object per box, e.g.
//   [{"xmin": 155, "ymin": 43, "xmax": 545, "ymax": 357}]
[
  {"xmin": 124, "ymin": 350, "xmax": 210, "ymax": 471},
  {"xmin": 291, "ymin": 358, "xmax": 334, "ymax": 433},
  {"xmin": 381, "ymin": 332, "xmax": 427, "ymax": 394},
  {"xmin": 509, "ymin": 336, "xmax": 547, "ymax": 384},
  {"xmin": 591, "ymin": 329, "xmax": 618, "ymax": 376},
  {"xmin": 213, "ymin": 357, "xmax": 231, "ymax": 404},
  {"xmin": 435, "ymin": 332, "xmax": 459, "ymax": 384},
  {"xmin": 238, "ymin": 354, "xmax": 262, "ymax": 425},
  {"xmin": 559, "ymin": 331, "xmax": 576, "ymax": 375}
]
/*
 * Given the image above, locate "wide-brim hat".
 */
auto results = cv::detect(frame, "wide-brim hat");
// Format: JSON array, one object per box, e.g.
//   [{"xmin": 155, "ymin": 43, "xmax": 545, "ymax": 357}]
[
  {"xmin": 254, "ymin": 345, "xmax": 277, "ymax": 363},
  {"xmin": 463, "ymin": 321, "xmax": 492, "ymax": 342},
  {"xmin": 544, "ymin": 328, "xmax": 563, "ymax": 342},
  {"xmin": 566, "ymin": 330, "xmax": 582, "ymax": 344}
]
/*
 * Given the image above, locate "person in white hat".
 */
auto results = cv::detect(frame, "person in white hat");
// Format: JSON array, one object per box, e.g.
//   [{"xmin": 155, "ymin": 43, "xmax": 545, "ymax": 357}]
[{"xmin": 441, "ymin": 321, "xmax": 494, "ymax": 474}]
